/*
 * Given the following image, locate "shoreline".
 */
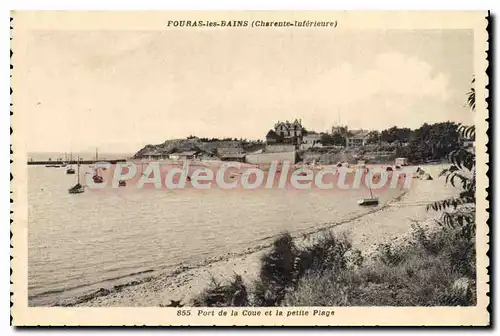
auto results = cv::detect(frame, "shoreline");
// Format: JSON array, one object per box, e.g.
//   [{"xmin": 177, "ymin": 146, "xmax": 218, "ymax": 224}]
[
  {"xmin": 66, "ymin": 166, "xmax": 453, "ymax": 307},
  {"xmin": 32, "ymin": 165, "xmax": 452, "ymax": 307},
  {"xmin": 56, "ymin": 189, "xmax": 405, "ymax": 307},
  {"xmin": 45, "ymin": 188, "xmax": 404, "ymax": 307}
]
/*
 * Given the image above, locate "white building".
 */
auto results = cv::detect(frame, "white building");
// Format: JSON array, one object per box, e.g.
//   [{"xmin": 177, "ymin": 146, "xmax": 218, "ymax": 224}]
[
  {"xmin": 346, "ymin": 130, "xmax": 370, "ymax": 147},
  {"xmin": 300, "ymin": 133, "xmax": 322, "ymax": 150},
  {"xmin": 169, "ymin": 151, "xmax": 198, "ymax": 160},
  {"xmin": 395, "ymin": 157, "xmax": 409, "ymax": 166}
]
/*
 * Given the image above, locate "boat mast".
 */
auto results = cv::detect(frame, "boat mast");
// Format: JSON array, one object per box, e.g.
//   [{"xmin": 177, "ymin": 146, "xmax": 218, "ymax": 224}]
[
  {"xmin": 95, "ymin": 148, "xmax": 100, "ymax": 176},
  {"xmin": 366, "ymin": 172, "xmax": 374, "ymax": 199},
  {"xmin": 77, "ymin": 156, "xmax": 80, "ymax": 184}
]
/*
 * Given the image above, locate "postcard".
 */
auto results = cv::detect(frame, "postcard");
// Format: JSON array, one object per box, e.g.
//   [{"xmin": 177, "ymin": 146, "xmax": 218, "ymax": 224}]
[{"xmin": 11, "ymin": 10, "xmax": 489, "ymax": 326}]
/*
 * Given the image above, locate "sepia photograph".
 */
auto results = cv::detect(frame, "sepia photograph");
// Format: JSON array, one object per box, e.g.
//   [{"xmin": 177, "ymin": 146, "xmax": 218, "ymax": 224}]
[{"xmin": 10, "ymin": 10, "xmax": 489, "ymax": 326}]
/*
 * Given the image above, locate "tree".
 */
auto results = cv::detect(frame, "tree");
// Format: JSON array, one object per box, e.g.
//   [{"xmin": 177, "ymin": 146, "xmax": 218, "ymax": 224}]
[
  {"xmin": 467, "ymin": 77, "xmax": 475, "ymax": 111},
  {"xmin": 366, "ymin": 130, "xmax": 381, "ymax": 144},
  {"xmin": 399, "ymin": 122, "xmax": 459, "ymax": 163},
  {"xmin": 332, "ymin": 133, "xmax": 346, "ymax": 146},
  {"xmin": 381, "ymin": 126, "xmax": 412, "ymax": 144},
  {"xmin": 320, "ymin": 133, "xmax": 345, "ymax": 146},
  {"xmin": 319, "ymin": 133, "xmax": 334, "ymax": 146}
]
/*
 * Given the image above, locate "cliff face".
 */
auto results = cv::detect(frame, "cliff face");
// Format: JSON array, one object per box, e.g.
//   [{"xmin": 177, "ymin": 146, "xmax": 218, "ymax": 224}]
[{"xmin": 133, "ymin": 139, "xmax": 264, "ymax": 158}]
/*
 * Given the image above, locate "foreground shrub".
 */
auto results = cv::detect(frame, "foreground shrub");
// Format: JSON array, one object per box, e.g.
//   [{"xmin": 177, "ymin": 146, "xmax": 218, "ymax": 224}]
[
  {"xmin": 297, "ymin": 232, "xmax": 353, "ymax": 275},
  {"xmin": 284, "ymin": 226, "xmax": 476, "ymax": 307},
  {"xmin": 410, "ymin": 222, "xmax": 476, "ymax": 279},
  {"xmin": 192, "ymin": 224, "xmax": 475, "ymax": 307},
  {"xmin": 192, "ymin": 274, "xmax": 248, "ymax": 307},
  {"xmin": 282, "ymin": 271, "xmax": 353, "ymax": 306},
  {"xmin": 252, "ymin": 231, "xmax": 356, "ymax": 306},
  {"xmin": 376, "ymin": 243, "xmax": 407, "ymax": 266},
  {"xmin": 253, "ymin": 233, "xmax": 298, "ymax": 306},
  {"xmin": 192, "ymin": 231, "xmax": 357, "ymax": 307}
]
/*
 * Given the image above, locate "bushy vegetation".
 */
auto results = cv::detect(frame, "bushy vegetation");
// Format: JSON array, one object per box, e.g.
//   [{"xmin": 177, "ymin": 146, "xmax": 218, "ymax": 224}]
[
  {"xmin": 192, "ymin": 232, "xmax": 359, "ymax": 307},
  {"xmin": 192, "ymin": 223, "xmax": 476, "ymax": 307}
]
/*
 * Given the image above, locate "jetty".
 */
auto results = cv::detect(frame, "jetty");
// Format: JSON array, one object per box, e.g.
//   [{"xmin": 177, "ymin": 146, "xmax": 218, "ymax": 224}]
[{"xmin": 27, "ymin": 159, "xmax": 127, "ymax": 166}]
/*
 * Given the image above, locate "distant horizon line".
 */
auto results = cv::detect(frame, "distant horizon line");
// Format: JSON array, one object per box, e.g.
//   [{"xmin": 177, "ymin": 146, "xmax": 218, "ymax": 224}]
[{"xmin": 26, "ymin": 119, "xmax": 471, "ymax": 154}]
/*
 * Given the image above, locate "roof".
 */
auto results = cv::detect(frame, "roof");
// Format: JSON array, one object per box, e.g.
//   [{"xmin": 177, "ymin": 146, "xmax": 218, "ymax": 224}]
[
  {"xmin": 348, "ymin": 130, "xmax": 370, "ymax": 139},
  {"xmin": 274, "ymin": 119, "xmax": 303, "ymax": 131},
  {"xmin": 266, "ymin": 129, "xmax": 280, "ymax": 139}
]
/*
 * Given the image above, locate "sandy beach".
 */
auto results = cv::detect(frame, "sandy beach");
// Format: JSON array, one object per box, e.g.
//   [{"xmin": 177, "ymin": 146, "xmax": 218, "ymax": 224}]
[{"xmin": 67, "ymin": 164, "xmax": 457, "ymax": 307}]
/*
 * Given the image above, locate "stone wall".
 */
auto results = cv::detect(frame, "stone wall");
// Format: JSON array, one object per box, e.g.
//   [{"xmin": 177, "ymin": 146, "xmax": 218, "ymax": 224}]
[
  {"xmin": 265, "ymin": 144, "xmax": 296, "ymax": 153},
  {"xmin": 245, "ymin": 151, "xmax": 296, "ymax": 165}
]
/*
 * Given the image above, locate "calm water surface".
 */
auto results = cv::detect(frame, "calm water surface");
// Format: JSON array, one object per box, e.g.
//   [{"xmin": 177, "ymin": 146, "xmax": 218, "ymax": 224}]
[{"xmin": 28, "ymin": 165, "xmax": 402, "ymax": 306}]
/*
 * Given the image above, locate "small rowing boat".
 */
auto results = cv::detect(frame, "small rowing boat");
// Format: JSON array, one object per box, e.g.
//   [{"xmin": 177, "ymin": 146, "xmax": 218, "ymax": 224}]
[{"xmin": 357, "ymin": 182, "xmax": 379, "ymax": 206}]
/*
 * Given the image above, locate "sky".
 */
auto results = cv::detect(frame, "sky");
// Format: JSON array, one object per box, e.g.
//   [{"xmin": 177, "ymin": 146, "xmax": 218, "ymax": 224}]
[{"xmin": 20, "ymin": 28, "xmax": 474, "ymax": 153}]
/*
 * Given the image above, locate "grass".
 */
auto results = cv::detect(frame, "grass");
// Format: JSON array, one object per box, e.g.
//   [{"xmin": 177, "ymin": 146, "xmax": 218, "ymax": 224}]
[{"xmin": 191, "ymin": 223, "xmax": 476, "ymax": 307}]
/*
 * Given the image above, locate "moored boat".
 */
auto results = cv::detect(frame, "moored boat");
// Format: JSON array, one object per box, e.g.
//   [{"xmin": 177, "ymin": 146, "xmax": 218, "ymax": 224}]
[
  {"xmin": 68, "ymin": 157, "xmax": 84, "ymax": 194},
  {"xmin": 358, "ymin": 181, "xmax": 379, "ymax": 206},
  {"xmin": 93, "ymin": 174, "xmax": 104, "ymax": 183},
  {"xmin": 92, "ymin": 148, "xmax": 104, "ymax": 183},
  {"xmin": 357, "ymin": 197, "xmax": 379, "ymax": 206},
  {"xmin": 68, "ymin": 183, "xmax": 84, "ymax": 194}
]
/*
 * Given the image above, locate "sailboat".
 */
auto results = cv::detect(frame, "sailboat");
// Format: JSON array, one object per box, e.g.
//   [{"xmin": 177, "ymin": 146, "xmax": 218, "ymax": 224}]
[
  {"xmin": 66, "ymin": 166, "xmax": 75, "ymax": 174},
  {"xmin": 357, "ymin": 178, "xmax": 379, "ymax": 206},
  {"xmin": 92, "ymin": 148, "xmax": 104, "ymax": 183},
  {"xmin": 66, "ymin": 153, "xmax": 75, "ymax": 174},
  {"xmin": 68, "ymin": 157, "xmax": 84, "ymax": 194}
]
